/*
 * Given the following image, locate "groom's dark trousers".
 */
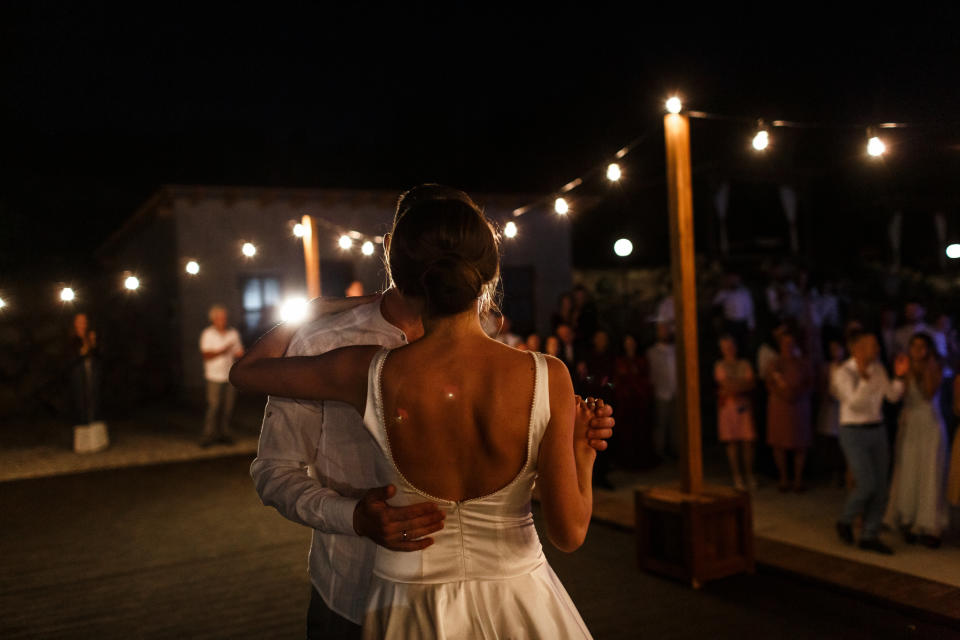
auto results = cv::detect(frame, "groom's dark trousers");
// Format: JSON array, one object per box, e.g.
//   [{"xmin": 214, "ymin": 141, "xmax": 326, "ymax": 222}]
[{"xmin": 307, "ymin": 586, "xmax": 362, "ymax": 639}]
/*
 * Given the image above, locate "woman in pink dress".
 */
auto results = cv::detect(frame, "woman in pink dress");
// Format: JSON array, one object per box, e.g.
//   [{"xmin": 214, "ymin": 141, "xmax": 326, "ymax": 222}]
[
  {"xmin": 767, "ymin": 328, "xmax": 814, "ymax": 492},
  {"xmin": 714, "ymin": 334, "xmax": 757, "ymax": 490}
]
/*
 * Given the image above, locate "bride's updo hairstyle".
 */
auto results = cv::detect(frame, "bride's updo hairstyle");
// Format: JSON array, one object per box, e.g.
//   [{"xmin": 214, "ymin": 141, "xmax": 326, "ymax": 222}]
[{"xmin": 387, "ymin": 184, "xmax": 500, "ymax": 317}]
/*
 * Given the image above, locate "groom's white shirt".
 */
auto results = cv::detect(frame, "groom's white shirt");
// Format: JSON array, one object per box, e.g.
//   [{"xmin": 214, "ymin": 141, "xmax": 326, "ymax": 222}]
[{"xmin": 250, "ymin": 296, "xmax": 407, "ymax": 623}]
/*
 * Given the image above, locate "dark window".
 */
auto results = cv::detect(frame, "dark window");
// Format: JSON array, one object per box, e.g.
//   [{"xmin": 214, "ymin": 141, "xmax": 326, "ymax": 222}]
[
  {"xmin": 321, "ymin": 259, "xmax": 355, "ymax": 298},
  {"xmin": 240, "ymin": 276, "xmax": 281, "ymax": 339}
]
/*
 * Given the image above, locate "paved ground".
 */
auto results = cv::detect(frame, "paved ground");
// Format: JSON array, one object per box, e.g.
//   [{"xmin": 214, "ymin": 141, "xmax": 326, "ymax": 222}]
[
  {"xmin": 1, "ymin": 455, "xmax": 957, "ymax": 639},
  {"xmin": 0, "ymin": 398, "xmax": 264, "ymax": 482},
  {"xmin": 594, "ymin": 463, "xmax": 960, "ymax": 588}
]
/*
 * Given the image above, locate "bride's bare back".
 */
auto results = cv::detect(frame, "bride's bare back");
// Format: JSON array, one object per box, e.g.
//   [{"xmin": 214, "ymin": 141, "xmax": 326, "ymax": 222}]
[{"xmin": 381, "ymin": 333, "xmax": 537, "ymax": 502}]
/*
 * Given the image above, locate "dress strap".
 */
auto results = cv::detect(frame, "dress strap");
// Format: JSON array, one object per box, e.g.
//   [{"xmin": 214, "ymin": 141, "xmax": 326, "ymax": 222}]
[
  {"xmin": 528, "ymin": 351, "xmax": 552, "ymax": 451},
  {"xmin": 362, "ymin": 347, "xmax": 392, "ymax": 456}
]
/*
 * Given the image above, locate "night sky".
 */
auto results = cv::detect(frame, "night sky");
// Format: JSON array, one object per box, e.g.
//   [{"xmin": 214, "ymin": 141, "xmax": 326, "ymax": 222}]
[{"xmin": 3, "ymin": 4, "xmax": 959, "ymax": 276}]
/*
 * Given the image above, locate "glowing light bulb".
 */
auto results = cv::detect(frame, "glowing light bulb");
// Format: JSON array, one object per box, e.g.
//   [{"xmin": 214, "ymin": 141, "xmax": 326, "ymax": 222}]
[
  {"xmin": 242, "ymin": 242, "xmax": 257, "ymax": 257},
  {"xmin": 361, "ymin": 241, "xmax": 375, "ymax": 256},
  {"xmin": 293, "ymin": 223, "xmax": 306, "ymax": 238},
  {"xmin": 606, "ymin": 163, "xmax": 622, "ymax": 181},
  {"xmin": 554, "ymin": 197, "xmax": 569, "ymax": 215},
  {"xmin": 279, "ymin": 296, "xmax": 309, "ymax": 323},
  {"xmin": 504, "ymin": 221, "xmax": 518, "ymax": 238},
  {"xmin": 0, "ymin": 297, "xmax": 6, "ymax": 309},
  {"xmin": 124, "ymin": 276, "xmax": 140, "ymax": 290},
  {"xmin": 666, "ymin": 96, "xmax": 682, "ymax": 114},
  {"xmin": 60, "ymin": 287, "xmax": 75, "ymax": 302},
  {"xmin": 185, "ymin": 260, "xmax": 200, "ymax": 275},
  {"xmin": 614, "ymin": 238, "xmax": 634, "ymax": 257},
  {"xmin": 867, "ymin": 136, "xmax": 886, "ymax": 157},
  {"xmin": 752, "ymin": 129, "xmax": 769, "ymax": 151},
  {"xmin": 338, "ymin": 235, "xmax": 353, "ymax": 250},
  {"xmin": 947, "ymin": 244, "xmax": 960, "ymax": 259}
]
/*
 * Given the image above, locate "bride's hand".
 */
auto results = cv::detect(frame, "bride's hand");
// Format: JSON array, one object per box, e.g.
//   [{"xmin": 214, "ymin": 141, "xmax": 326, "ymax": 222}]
[{"xmin": 574, "ymin": 396, "xmax": 598, "ymax": 461}]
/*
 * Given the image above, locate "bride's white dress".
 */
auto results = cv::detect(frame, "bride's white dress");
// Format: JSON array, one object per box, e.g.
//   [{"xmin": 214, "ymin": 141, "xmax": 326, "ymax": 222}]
[{"xmin": 359, "ymin": 348, "xmax": 592, "ymax": 639}]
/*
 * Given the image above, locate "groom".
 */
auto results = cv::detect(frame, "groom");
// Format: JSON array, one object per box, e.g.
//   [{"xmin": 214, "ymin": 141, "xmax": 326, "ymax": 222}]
[{"xmin": 251, "ymin": 288, "xmax": 615, "ymax": 639}]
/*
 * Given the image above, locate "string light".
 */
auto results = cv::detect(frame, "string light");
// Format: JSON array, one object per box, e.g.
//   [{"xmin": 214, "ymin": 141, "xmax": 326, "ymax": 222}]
[
  {"xmin": 752, "ymin": 120, "xmax": 770, "ymax": 151},
  {"xmin": 338, "ymin": 235, "xmax": 353, "ymax": 250},
  {"xmin": 292, "ymin": 223, "xmax": 306, "ymax": 238},
  {"xmin": 606, "ymin": 163, "xmax": 622, "ymax": 181},
  {"xmin": 242, "ymin": 242, "xmax": 257, "ymax": 257},
  {"xmin": 947, "ymin": 244, "xmax": 960, "ymax": 259},
  {"xmin": 361, "ymin": 241, "xmax": 375, "ymax": 256},
  {"xmin": 0, "ymin": 297, "xmax": 6, "ymax": 309},
  {"xmin": 666, "ymin": 96, "xmax": 682, "ymax": 114},
  {"xmin": 185, "ymin": 260, "xmax": 200, "ymax": 275},
  {"xmin": 279, "ymin": 296, "xmax": 309, "ymax": 323},
  {"xmin": 614, "ymin": 238, "xmax": 634, "ymax": 257},
  {"xmin": 60, "ymin": 287, "xmax": 75, "ymax": 302},
  {"xmin": 124, "ymin": 275, "xmax": 140, "ymax": 291},
  {"xmin": 554, "ymin": 197, "xmax": 569, "ymax": 215},
  {"xmin": 504, "ymin": 221, "xmax": 518, "ymax": 238},
  {"xmin": 867, "ymin": 136, "xmax": 886, "ymax": 157}
]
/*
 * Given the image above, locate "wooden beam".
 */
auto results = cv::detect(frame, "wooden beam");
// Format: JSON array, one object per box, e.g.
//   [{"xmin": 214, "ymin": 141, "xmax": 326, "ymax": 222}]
[
  {"xmin": 302, "ymin": 215, "xmax": 321, "ymax": 298},
  {"xmin": 664, "ymin": 113, "xmax": 703, "ymax": 495}
]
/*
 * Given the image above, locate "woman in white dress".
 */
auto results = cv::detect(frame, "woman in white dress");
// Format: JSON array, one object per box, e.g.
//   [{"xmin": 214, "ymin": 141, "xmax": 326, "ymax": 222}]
[
  {"xmin": 232, "ymin": 185, "xmax": 596, "ymax": 638},
  {"xmin": 884, "ymin": 332, "xmax": 949, "ymax": 547}
]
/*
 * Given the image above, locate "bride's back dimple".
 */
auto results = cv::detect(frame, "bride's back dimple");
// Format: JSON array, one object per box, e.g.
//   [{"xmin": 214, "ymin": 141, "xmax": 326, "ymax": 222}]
[{"xmin": 378, "ymin": 339, "xmax": 539, "ymax": 503}]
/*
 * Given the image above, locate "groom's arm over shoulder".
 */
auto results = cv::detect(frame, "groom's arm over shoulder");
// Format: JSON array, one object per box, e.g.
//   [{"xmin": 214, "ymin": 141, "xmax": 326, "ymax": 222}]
[{"xmin": 249, "ymin": 294, "xmax": 378, "ymax": 536}]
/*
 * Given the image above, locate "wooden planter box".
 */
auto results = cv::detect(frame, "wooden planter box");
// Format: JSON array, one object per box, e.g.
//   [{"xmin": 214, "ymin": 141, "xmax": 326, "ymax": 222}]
[{"xmin": 635, "ymin": 485, "xmax": 754, "ymax": 588}]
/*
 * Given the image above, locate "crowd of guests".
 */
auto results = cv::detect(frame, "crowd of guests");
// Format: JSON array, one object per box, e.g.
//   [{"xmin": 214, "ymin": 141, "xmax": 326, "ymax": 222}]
[{"xmin": 494, "ymin": 274, "xmax": 960, "ymax": 553}]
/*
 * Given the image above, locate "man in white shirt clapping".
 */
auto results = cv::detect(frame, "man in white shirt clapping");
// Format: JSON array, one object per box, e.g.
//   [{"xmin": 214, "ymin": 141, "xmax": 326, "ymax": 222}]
[
  {"xmin": 199, "ymin": 304, "xmax": 244, "ymax": 447},
  {"xmin": 831, "ymin": 329, "xmax": 909, "ymax": 554}
]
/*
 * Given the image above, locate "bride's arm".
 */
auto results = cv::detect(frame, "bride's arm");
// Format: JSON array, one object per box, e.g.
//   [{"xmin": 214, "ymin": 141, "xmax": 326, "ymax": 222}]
[
  {"xmin": 537, "ymin": 356, "xmax": 596, "ymax": 553},
  {"xmin": 229, "ymin": 321, "xmax": 379, "ymax": 412}
]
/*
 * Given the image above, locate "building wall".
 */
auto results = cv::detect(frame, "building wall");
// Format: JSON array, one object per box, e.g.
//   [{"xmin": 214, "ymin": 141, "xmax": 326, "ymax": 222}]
[{"xmin": 157, "ymin": 187, "xmax": 570, "ymax": 390}]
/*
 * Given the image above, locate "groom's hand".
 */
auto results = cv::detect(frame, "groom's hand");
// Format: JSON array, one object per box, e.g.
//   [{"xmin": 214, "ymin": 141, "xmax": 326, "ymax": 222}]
[
  {"xmin": 353, "ymin": 484, "xmax": 445, "ymax": 551},
  {"xmin": 584, "ymin": 398, "xmax": 614, "ymax": 451}
]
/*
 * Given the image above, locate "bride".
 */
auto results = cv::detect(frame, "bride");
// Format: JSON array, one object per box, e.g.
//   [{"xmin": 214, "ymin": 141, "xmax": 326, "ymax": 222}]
[{"xmin": 231, "ymin": 186, "xmax": 596, "ymax": 638}]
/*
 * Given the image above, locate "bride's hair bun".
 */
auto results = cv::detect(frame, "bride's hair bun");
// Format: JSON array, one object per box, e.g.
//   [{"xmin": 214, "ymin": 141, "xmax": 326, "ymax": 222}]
[{"xmin": 387, "ymin": 185, "xmax": 500, "ymax": 317}]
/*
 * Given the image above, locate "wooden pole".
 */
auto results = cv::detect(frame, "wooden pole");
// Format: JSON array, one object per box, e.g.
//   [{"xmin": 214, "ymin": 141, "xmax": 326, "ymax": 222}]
[
  {"xmin": 664, "ymin": 113, "xmax": 703, "ymax": 495},
  {"xmin": 302, "ymin": 214, "xmax": 321, "ymax": 298}
]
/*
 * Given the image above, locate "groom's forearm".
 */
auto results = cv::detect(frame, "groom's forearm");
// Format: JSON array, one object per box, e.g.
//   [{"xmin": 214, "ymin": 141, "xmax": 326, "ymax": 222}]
[{"xmin": 250, "ymin": 457, "xmax": 360, "ymax": 536}]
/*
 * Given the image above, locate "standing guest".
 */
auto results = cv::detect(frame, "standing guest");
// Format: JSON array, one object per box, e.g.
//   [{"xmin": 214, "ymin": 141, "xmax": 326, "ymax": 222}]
[
  {"xmin": 767, "ymin": 328, "xmax": 813, "ymax": 492},
  {"xmin": 832, "ymin": 330, "xmax": 908, "ymax": 555},
  {"xmin": 713, "ymin": 272, "xmax": 755, "ymax": 352},
  {"xmin": 550, "ymin": 293, "xmax": 574, "ymax": 334},
  {"xmin": 885, "ymin": 334, "xmax": 950, "ymax": 547},
  {"xmin": 199, "ymin": 304, "xmax": 244, "ymax": 447},
  {"xmin": 345, "ymin": 280, "xmax": 365, "ymax": 298},
  {"xmin": 544, "ymin": 335, "xmax": 562, "ymax": 360},
  {"xmin": 584, "ymin": 330, "xmax": 617, "ymax": 489},
  {"xmin": 879, "ymin": 308, "xmax": 898, "ymax": 369},
  {"xmin": 571, "ymin": 286, "xmax": 598, "ymax": 353},
  {"xmin": 583, "ymin": 330, "xmax": 616, "ymax": 394},
  {"xmin": 555, "ymin": 323, "xmax": 578, "ymax": 376},
  {"xmin": 647, "ymin": 321, "xmax": 678, "ymax": 459},
  {"xmin": 69, "ymin": 312, "xmax": 102, "ymax": 425},
  {"xmin": 756, "ymin": 327, "xmax": 783, "ymax": 384},
  {"xmin": 494, "ymin": 314, "xmax": 523, "ymax": 348},
  {"xmin": 816, "ymin": 339, "xmax": 846, "ymax": 487},
  {"xmin": 949, "ymin": 375, "xmax": 960, "ymax": 508},
  {"xmin": 655, "ymin": 292, "xmax": 674, "ymax": 325},
  {"xmin": 894, "ymin": 302, "xmax": 934, "ymax": 357},
  {"xmin": 614, "ymin": 334, "xmax": 653, "ymax": 469},
  {"xmin": 714, "ymin": 335, "xmax": 757, "ymax": 490},
  {"xmin": 525, "ymin": 333, "xmax": 542, "ymax": 353}
]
